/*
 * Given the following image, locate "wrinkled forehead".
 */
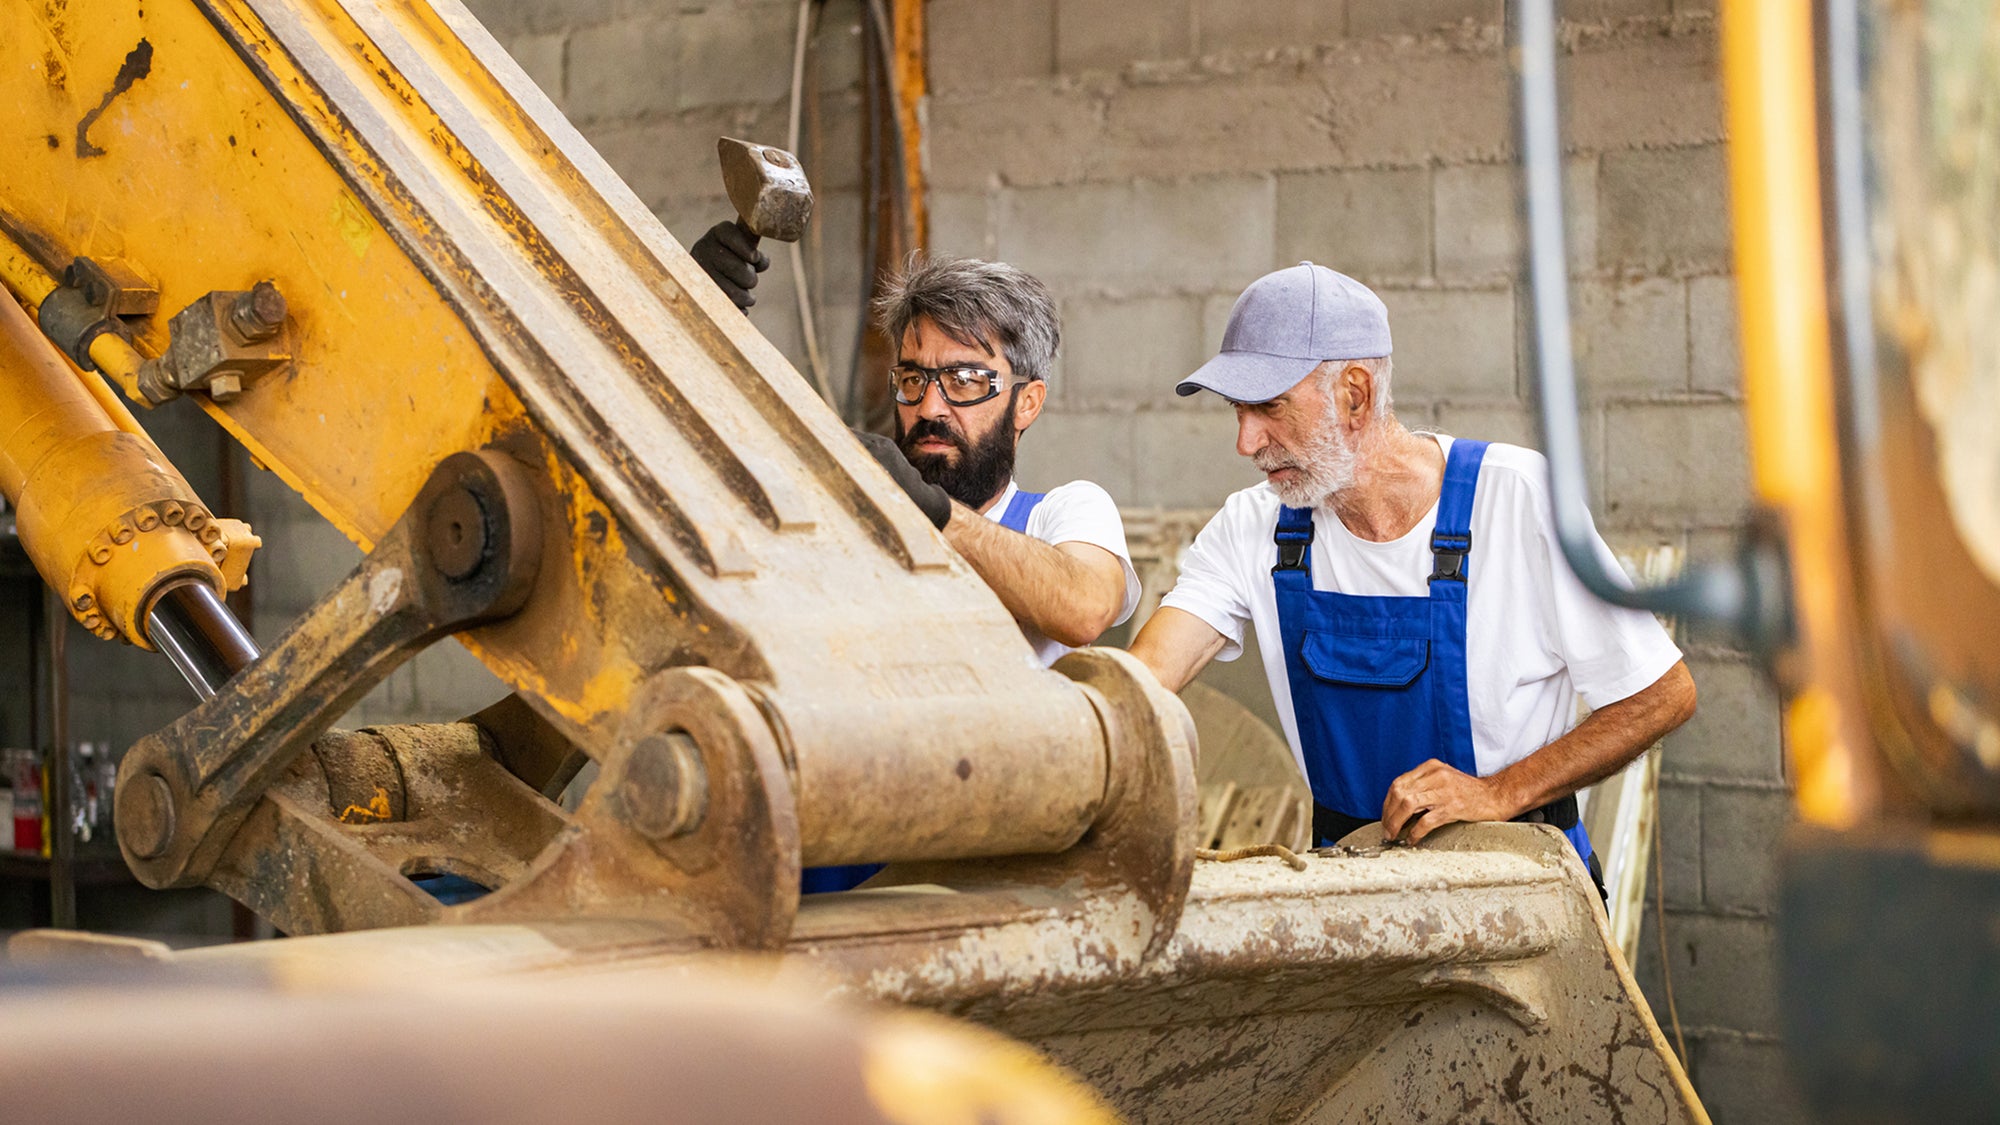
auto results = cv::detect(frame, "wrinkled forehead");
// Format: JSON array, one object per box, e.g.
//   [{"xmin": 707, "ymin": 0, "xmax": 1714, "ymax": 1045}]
[{"xmin": 899, "ymin": 316, "xmax": 1002, "ymax": 368}]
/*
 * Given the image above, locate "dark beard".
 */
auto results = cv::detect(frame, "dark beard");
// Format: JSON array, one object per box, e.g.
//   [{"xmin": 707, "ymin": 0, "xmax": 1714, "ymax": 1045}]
[{"xmin": 895, "ymin": 388, "xmax": 1021, "ymax": 509}]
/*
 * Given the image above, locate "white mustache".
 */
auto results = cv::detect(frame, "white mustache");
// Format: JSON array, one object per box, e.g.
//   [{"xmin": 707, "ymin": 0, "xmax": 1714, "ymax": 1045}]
[{"xmin": 1254, "ymin": 449, "xmax": 1300, "ymax": 473}]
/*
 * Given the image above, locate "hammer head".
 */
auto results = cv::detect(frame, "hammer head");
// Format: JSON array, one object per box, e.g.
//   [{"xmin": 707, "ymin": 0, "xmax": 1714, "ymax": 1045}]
[{"xmin": 717, "ymin": 137, "xmax": 814, "ymax": 243}]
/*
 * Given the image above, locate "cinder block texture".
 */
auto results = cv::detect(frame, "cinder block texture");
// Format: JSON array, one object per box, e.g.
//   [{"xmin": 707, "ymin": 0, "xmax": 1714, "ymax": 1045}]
[
  {"xmin": 581, "ymin": 104, "xmax": 785, "ymax": 215},
  {"xmin": 1690, "ymin": 1036, "xmax": 1817, "ymax": 1125},
  {"xmin": 927, "ymin": 190, "xmax": 994, "ymax": 259},
  {"xmin": 1700, "ymin": 785, "xmax": 1792, "ymax": 912},
  {"xmin": 1017, "ymin": 409, "xmax": 1137, "ymax": 498},
  {"xmin": 1431, "ymin": 401, "xmax": 1607, "ymax": 493},
  {"xmin": 1379, "ymin": 288, "xmax": 1516, "ymax": 398},
  {"xmin": 1600, "ymin": 145, "xmax": 1733, "ymax": 273},
  {"xmin": 1276, "ymin": 168, "xmax": 1432, "ymax": 281},
  {"xmin": 1134, "ymin": 408, "xmax": 1259, "ymax": 508},
  {"xmin": 1602, "ymin": 400, "xmax": 1749, "ymax": 525},
  {"xmin": 675, "ymin": 5, "xmax": 795, "ymax": 110},
  {"xmin": 505, "ymin": 31, "xmax": 566, "ymax": 105},
  {"xmin": 462, "ymin": 0, "xmax": 612, "ymax": 39},
  {"xmin": 1574, "ymin": 278, "xmax": 1690, "ymax": 396},
  {"xmin": 1562, "ymin": 0, "xmax": 1675, "ymax": 19},
  {"xmin": 1666, "ymin": 659, "xmax": 1786, "ymax": 784},
  {"xmin": 1347, "ymin": 0, "xmax": 1503, "ymax": 36},
  {"xmin": 1194, "ymin": 0, "xmax": 1345, "ymax": 54},
  {"xmin": 1688, "ymin": 275, "xmax": 1742, "ymax": 395},
  {"xmin": 1636, "ymin": 912, "xmax": 1782, "ymax": 1035},
  {"xmin": 1433, "ymin": 157, "xmax": 1597, "ymax": 281},
  {"xmin": 1062, "ymin": 295, "xmax": 1208, "ymax": 407},
  {"xmin": 1562, "ymin": 33, "xmax": 1724, "ymax": 153},
  {"xmin": 565, "ymin": 18, "xmax": 680, "ymax": 123},
  {"xmin": 1057, "ymin": 0, "xmax": 1192, "ymax": 72},
  {"xmin": 1656, "ymin": 778, "xmax": 1704, "ymax": 910},
  {"xmin": 996, "ymin": 176, "xmax": 1275, "ymax": 292},
  {"xmin": 929, "ymin": 0, "xmax": 1055, "ymax": 91}
]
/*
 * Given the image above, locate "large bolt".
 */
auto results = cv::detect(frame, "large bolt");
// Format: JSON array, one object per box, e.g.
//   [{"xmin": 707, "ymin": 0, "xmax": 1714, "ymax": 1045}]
[
  {"xmin": 617, "ymin": 732, "xmax": 708, "ymax": 844},
  {"xmin": 228, "ymin": 281, "xmax": 287, "ymax": 343},
  {"xmin": 118, "ymin": 773, "xmax": 177, "ymax": 860},
  {"xmin": 425, "ymin": 486, "xmax": 489, "ymax": 581}
]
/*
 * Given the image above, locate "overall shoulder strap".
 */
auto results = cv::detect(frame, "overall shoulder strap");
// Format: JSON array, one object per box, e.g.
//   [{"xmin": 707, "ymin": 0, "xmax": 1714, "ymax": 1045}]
[
  {"xmin": 1272, "ymin": 504, "xmax": 1315, "ymax": 574},
  {"xmin": 1429, "ymin": 439, "xmax": 1489, "ymax": 583},
  {"xmin": 998, "ymin": 488, "xmax": 1046, "ymax": 534}
]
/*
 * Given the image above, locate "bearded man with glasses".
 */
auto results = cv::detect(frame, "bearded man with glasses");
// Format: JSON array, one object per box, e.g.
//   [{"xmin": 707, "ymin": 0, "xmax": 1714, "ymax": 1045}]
[{"xmin": 691, "ymin": 237, "xmax": 1140, "ymax": 669}]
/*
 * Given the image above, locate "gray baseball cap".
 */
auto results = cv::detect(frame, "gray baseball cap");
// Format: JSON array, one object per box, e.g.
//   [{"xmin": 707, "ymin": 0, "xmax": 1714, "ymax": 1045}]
[{"xmin": 1175, "ymin": 262, "xmax": 1392, "ymax": 402}]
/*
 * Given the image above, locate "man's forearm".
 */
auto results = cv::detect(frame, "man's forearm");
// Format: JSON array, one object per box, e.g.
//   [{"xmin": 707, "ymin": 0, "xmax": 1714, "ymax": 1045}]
[
  {"xmin": 1487, "ymin": 661, "xmax": 1698, "ymax": 815},
  {"xmin": 942, "ymin": 503, "xmax": 1125, "ymax": 647},
  {"xmin": 1129, "ymin": 606, "xmax": 1229, "ymax": 693}
]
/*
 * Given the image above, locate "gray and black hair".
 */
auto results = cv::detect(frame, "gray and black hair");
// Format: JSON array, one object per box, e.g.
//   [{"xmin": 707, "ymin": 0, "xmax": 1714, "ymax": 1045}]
[{"xmin": 873, "ymin": 255, "xmax": 1061, "ymax": 382}]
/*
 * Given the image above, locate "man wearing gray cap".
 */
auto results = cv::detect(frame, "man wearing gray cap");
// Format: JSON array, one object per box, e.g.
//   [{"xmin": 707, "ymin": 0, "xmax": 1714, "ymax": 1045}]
[{"xmin": 1129, "ymin": 263, "xmax": 1695, "ymax": 881}]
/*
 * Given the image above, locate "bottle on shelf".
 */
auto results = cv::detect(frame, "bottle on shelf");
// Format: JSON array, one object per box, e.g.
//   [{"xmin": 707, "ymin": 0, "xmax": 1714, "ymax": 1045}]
[{"xmin": 11, "ymin": 748, "xmax": 42, "ymax": 855}]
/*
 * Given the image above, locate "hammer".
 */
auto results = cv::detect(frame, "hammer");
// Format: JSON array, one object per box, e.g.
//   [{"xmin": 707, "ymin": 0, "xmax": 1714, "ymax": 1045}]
[{"xmin": 718, "ymin": 136, "xmax": 815, "ymax": 250}]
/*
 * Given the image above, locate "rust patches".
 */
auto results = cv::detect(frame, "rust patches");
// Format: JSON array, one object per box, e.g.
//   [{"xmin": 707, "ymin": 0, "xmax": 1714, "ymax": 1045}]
[{"xmin": 75, "ymin": 38, "xmax": 152, "ymax": 158}]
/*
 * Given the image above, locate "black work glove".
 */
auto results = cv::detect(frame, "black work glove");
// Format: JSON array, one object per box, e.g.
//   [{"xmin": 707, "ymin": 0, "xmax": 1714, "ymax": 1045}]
[
  {"xmin": 689, "ymin": 219, "xmax": 770, "ymax": 310},
  {"xmin": 853, "ymin": 429, "xmax": 952, "ymax": 530}
]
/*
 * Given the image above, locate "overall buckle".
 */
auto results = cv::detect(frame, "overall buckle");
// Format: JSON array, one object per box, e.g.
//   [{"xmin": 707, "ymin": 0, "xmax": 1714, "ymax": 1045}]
[
  {"xmin": 1273, "ymin": 539, "xmax": 1310, "ymax": 573},
  {"xmin": 1429, "ymin": 533, "xmax": 1470, "ymax": 583}
]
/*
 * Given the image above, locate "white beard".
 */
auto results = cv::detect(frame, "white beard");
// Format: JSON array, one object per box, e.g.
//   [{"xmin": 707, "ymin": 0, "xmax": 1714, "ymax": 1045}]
[{"xmin": 1255, "ymin": 409, "xmax": 1357, "ymax": 508}]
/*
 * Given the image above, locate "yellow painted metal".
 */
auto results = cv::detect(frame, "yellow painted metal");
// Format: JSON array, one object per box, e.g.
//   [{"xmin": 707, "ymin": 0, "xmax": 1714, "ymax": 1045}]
[
  {"xmin": 1721, "ymin": 0, "xmax": 1870, "ymax": 826},
  {"xmin": 891, "ymin": 0, "xmax": 927, "ymax": 248},
  {"xmin": 0, "ymin": 234, "xmax": 58, "ymax": 307},
  {"xmin": 861, "ymin": 1013, "xmax": 1120, "ymax": 1125},
  {"xmin": 0, "ymin": 0, "xmax": 1109, "ymax": 866},
  {"xmin": 0, "ymin": 293, "xmax": 226, "ymax": 647},
  {"xmin": 0, "ymin": 229, "xmax": 164, "ymax": 445},
  {"xmin": 0, "ymin": 6, "xmax": 494, "ymax": 554}
]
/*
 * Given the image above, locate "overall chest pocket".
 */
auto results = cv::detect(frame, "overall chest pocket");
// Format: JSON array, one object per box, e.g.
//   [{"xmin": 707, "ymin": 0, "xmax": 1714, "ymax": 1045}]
[{"xmin": 1298, "ymin": 629, "xmax": 1431, "ymax": 688}]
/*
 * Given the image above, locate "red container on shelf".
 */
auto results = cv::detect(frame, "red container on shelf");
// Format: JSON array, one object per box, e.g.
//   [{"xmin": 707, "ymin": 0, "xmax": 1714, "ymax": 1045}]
[{"xmin": 11, "ymin": 750, "xmax": 42, "ymax": 855}]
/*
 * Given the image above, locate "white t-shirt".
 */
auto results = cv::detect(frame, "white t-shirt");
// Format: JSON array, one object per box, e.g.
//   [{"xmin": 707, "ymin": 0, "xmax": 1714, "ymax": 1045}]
[
  {"xmin": 984, "ymin": 479, "xmax": 1143, "ymax": 667},
  {"xmin": 1159, "ymin": 436, "xmax": 1682, "ymax": 780}
]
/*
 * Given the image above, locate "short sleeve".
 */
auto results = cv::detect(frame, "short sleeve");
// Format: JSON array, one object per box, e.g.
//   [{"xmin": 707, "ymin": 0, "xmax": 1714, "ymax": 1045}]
[
  {"xmin": 1534, "ymin": 494, "xmax": 1685, "ymax": 708},
  {"xmin": 1158, "ymin": 502, "xmax": 1257, "ymax": 661},
  {"xmin": 1030, "ymin": 481, "xmax": 1142, "ymax": 626}
]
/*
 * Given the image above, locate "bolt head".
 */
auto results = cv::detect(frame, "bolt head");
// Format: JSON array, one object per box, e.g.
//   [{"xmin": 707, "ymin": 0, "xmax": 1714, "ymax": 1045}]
[
  {"xmin": 228, "ymin": 282, "xmax": 288, "ymax": 344},
  {"xmin": 209, "ymin": 372, "xmax": 243, "ymax": 401}
]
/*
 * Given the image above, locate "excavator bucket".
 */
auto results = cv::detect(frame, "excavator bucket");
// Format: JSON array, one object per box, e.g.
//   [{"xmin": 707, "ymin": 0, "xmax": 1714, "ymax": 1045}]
[{"xmin": 0, "ymin": 2, "xmax": 1703, "ymax": 1120}]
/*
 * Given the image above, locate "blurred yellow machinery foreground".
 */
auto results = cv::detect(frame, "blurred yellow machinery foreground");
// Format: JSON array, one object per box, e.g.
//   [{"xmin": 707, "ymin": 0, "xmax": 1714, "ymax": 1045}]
[{"xmin": 11, "ymin": 0, "xmax": 1993, "ymax": 1121}]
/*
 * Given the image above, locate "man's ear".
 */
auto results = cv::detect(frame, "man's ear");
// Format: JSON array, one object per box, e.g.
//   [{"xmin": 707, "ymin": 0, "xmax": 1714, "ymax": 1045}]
[
  {"xmin": 1013, "ymin": 379, "xmax": 1048, "ymax": 435},
  {"xmin": 1337, "ymin": 363, "xmax": 1373, "ymax": 426}
]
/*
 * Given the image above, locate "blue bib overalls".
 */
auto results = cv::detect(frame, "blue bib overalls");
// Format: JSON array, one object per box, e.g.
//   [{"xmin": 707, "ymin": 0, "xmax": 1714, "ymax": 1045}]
[
  {"xmin": 1272, "ymin": 440, "xmax": 1594, "ymax": 866},
  {"xmin": 800, "ymin": 488, "xmax": 1046, "ymax": 895}
]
